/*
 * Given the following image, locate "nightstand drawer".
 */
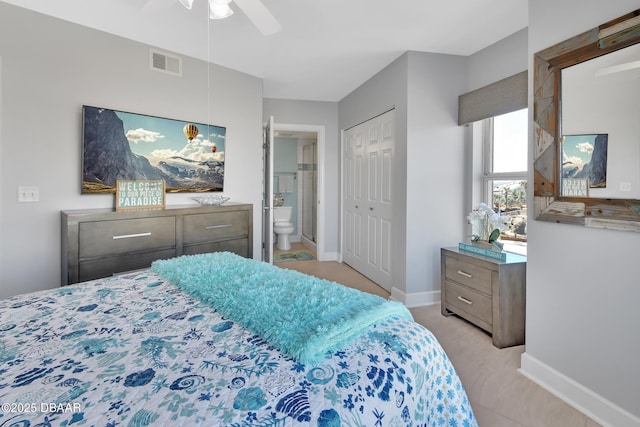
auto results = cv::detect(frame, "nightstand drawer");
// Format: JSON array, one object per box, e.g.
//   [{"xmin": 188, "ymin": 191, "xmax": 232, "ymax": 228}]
[
  {"xmin": 444, "ymin": 280, "xmax": 492, "ymax": 326},
  {"xmin": 183, "ymin": 211, "xmax": 249, "ymax": 244},
  {"xmin": 79, "ymin": 217, "xmax": 175, "ymax": 258},
  {"xmin": 444, "ymin": 256, "xmax": 492, "ymax": 295}
]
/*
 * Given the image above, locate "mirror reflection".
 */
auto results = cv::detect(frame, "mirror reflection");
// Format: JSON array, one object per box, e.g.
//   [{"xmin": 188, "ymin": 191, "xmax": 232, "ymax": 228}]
[{"xmin": 561, "ymin": 43, "xmax": 640, "ymax": 199}]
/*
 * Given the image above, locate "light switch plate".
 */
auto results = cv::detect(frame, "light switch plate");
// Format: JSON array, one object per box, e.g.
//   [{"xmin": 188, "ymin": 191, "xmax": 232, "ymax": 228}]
[{"xmin": 18, "ymin": 186, "xmax": 39, "ymax": 202}]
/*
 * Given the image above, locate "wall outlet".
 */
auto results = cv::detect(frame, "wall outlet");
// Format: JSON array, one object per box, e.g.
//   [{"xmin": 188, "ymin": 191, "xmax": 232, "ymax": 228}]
[
  {"xmin": 18, "ymin": 186, "xmax": 40, "ymax": 202},
  {"xmin": 620, "ymin": 182, "xmax": 632, "ymax": 192}
]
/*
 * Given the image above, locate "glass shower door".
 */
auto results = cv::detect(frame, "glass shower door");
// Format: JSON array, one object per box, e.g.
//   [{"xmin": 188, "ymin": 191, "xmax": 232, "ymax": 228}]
[{"xmin": 301, "ymin": 142, "xmax": 317, "ymax": 243}]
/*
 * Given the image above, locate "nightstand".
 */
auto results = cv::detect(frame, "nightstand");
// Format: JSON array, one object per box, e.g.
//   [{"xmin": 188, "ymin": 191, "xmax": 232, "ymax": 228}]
[{"xmin": 441, "ymin": 247, "xmax": 526, "ymax": 348}]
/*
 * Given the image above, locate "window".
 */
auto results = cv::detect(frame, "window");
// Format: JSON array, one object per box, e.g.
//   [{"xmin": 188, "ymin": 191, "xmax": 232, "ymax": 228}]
[{"xmin": 483, "ymin": 108, "xmax": 528, "ymax": 248}]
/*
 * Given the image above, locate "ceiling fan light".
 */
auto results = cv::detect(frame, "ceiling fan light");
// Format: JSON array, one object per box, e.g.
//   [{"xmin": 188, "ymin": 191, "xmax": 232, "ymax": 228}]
[
  {"xmin": 209, "ymin": 1, "xmax": 233, "ymax": 19},
  {"xmin": 179, "ymin": 0, "xmax": 194, "ymax": 10}
]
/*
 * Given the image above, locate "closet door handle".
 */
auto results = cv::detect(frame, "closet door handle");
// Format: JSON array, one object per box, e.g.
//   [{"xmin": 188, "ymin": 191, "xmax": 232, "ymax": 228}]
[
  {"xmin": 457, "ymin": 270, "xmax": 472, "ymax": 278},
  {"xmin": 113, "ymin": 232, "xmax": 151, "ymax": 240}
]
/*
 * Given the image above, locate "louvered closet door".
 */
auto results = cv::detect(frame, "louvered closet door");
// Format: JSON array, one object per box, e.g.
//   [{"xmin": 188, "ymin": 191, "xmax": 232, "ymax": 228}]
[{"xmin": 343, "ymin": 109, "xmax": 394, "ymax": 291}]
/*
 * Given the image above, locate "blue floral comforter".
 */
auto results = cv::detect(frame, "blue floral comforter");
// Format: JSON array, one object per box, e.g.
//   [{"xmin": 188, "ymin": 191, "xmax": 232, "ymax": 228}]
[{"xmin": 0, "ymin": 270, "xmax": 477, "ymax": 426}]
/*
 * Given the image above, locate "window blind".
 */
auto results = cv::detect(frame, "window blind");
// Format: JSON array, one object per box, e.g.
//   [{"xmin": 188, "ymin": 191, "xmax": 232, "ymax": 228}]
[{"xmin": 458, "ymin": 70, "xmax": 527, "ymax": 125}]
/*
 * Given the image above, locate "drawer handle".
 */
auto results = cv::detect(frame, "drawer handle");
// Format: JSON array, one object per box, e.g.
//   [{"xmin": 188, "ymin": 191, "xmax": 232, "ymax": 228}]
[
  {"xmin": 457, "ymin": 296, "xmax": 473, "ymax": 305},
  {"xmin": 112, "ymin": 232, "xmax": 151, "ymax": 240},
  {"xmin": 205, "ymin": 224, "xmax": 232, "ymax": 230},
  {"xmin": 457, "ymin": 270, "xmax": 472, "ymax": 278}
]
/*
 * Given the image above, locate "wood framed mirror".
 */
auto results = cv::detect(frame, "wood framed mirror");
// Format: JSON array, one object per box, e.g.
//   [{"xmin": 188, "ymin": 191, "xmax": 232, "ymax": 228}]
[{"xmin": 533, "ymin": 9, "xmax": 640, "ymax": 232}]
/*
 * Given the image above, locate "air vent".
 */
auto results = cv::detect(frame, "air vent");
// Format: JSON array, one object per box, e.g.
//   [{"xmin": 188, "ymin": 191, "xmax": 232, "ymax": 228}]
[{"xmin": 150, "ymin": 49, "xmax": 182, "ymax": 76}]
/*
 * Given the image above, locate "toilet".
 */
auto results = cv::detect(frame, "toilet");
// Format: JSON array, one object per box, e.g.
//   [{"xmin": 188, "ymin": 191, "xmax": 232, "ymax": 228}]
[{"xmin": 273, "ymin": 206, "xmax": 294, "ymax": 251}]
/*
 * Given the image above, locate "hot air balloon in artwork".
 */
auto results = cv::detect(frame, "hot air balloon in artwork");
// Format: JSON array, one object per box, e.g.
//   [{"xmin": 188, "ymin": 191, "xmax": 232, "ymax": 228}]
[
  {"xmin": 183, "ymin": 123, "xmax": 198, "ymax": 142},
  {"xmin": 211, "ymin": 143, "xmax": 217, "ymax": 153}
]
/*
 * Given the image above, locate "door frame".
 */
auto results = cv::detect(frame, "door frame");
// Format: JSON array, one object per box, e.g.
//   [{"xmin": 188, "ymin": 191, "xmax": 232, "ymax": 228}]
[
  {"xmin": 339, "ymin": 128, "xmax": 345, "ymax": 264},
  {"xmin": 339, "ymin": 109, "xmax": 395, "ymax": 290},
  {"xmin": 273, "ymin": 122, "xmax": 326, "ymax": 261},
  {"xmin": 262, "ymin": 116, "xmax": 274, "ymax": 263}
]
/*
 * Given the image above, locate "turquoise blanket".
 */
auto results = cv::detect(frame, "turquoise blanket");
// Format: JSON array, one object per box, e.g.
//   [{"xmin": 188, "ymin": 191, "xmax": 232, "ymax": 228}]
[{"xmin": 151, "ymin": 252, "xmax": 412, "ymax": 365}]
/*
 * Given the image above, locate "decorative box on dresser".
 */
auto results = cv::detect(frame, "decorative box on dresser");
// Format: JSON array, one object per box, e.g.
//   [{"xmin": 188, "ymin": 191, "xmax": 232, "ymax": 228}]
[
  {"xmin": 440, "ymin": 247, "xmax": 526, "ymax": 348},
  {"xmin": 62, "ymin": 203, "xmax": 253, "ymax": 285}
]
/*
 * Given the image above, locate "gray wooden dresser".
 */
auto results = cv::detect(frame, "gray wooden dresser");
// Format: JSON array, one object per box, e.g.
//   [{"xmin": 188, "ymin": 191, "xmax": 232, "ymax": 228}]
[
  {"xmin": 61, "ymin": 203, "xmax": 253, "ymax": 285},
  {"xmin": 441, "ymin": 247, "xmax": 526, "ymax": 348}
]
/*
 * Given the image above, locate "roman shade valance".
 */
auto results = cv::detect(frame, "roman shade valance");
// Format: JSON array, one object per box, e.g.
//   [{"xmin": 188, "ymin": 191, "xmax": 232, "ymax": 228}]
[{"xmin": 458, "ymin": 70, "xmax": 527, "ymax": 125}]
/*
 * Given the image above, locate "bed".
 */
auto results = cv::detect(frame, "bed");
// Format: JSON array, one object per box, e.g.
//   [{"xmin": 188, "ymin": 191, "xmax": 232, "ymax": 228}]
[{"xmin": 0, "ymin": 252, "xmax": 477, "ymax": 426}]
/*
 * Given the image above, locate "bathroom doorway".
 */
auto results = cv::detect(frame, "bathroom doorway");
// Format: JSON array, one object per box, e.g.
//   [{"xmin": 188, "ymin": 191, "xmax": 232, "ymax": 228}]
[{"xmin": 271, "ymin": 123, "xmax": 325, "ymax": 260}]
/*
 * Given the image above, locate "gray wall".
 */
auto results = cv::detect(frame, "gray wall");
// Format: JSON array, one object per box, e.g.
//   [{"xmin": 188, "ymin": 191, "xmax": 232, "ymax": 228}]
[
  {"xmin": 525, "ymin": 0, "xmax": 640, "ymax": 422},
  {"xmin": 339, "ymin": 55, "xmax": 410, "ymax": 298},
  {"xmin": 339, "ymin": 52, "xmax": 468, "ymax": 304},
  {"xmin": 0, "ymin": 3, "xmax": 264, "ymax": 298},
  {"xmin": 404, "ymin": 52, "xmax": 467, "ymax": 298},
  {"xmin": 466, "ymin": 28, "xmax": 528, "ymax": 92}
]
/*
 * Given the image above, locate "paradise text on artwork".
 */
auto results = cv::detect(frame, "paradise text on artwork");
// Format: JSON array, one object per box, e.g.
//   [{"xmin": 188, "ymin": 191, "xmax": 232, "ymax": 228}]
[{"xmin": 116, "ymin": 180, "xmax": 165, "ymax": 210}]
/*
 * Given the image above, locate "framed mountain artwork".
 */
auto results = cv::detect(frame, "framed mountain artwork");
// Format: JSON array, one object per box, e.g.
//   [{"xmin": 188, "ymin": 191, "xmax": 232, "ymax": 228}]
[
  {"xmin": 81, "ymin": 105, "xmax": 226, "ymax": 193},
  {"xmin": 561, "ymin": 133, "xmax": 608, "ymax": 189}
]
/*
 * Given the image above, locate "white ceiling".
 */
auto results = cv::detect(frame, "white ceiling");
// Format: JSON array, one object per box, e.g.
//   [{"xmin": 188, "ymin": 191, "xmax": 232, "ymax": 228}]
[{"xmin": 1, "ymin": 0, "xmax": 528, "ymax": 102}]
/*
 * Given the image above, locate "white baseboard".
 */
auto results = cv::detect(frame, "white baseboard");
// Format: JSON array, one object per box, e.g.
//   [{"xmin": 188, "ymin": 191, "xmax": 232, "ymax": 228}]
[
  {"xmin": 390, "ymin": 287, "xmax": 440, "ymax": 308},
  {"xmin": 520, "ymin": 352, "xmax": 640, "ymax": 427},
  {"xmin": 318, "ymin": 251, "xmax": 339, "ymax": 262}
]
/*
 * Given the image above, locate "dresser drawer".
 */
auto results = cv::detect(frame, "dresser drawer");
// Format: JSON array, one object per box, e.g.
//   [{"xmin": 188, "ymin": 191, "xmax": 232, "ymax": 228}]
[
  {"xmin": 183, "ymin": 238, "xmax": 249, "ymax": 258},
  {"xmin": 183, "ymin": 211, "xmax": 249, "ymax": 244},
  {"xmin": 444, "ymin": 280, "xmax": 492, "ymax": 326},
  {"xmin": 444, "ymin": 256, "xmax": 492, "ymax": 295},
  {"xmin": 78, "ymin": 248, "xmax": 176, "ymax": 282},
  {"xmin": 78, "ymin": 217, "xmax": 176, "ymax": 258}
]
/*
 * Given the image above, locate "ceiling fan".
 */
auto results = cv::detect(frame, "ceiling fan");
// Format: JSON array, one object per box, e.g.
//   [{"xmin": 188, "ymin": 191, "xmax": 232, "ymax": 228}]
[{"xmin": 179, "ymin": 0, "xmax": 282, "ymax": 35}]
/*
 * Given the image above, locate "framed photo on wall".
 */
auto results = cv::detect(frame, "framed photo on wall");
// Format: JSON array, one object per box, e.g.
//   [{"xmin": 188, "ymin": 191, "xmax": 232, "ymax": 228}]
[
  {"xmin": 561, "ymin": 134, "xmax": 608, "ymax": 188},
  {"xmin": 82, "ymin": 105, "xmax": 226, "ymax": 194}
]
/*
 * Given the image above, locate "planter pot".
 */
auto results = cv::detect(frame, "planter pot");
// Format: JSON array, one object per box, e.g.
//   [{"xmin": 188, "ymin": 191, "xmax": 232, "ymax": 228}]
[
  {"xmin": 472, "ymin": 240, "xmax": 504, "ymax": 251},
  {"xmin": 471, "ymin": 240, "xmax": 493, "ymax": 249}
]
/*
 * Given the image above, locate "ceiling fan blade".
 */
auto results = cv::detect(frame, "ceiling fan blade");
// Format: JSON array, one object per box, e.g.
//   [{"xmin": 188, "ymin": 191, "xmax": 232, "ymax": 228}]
[{"xmin": 233, "ymin": 0, "xmax": 282, "ymax": 36}]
